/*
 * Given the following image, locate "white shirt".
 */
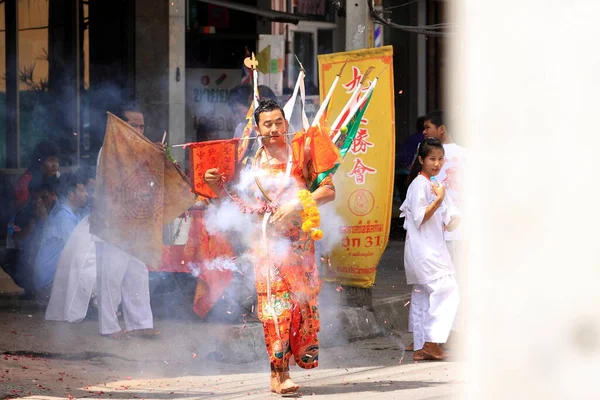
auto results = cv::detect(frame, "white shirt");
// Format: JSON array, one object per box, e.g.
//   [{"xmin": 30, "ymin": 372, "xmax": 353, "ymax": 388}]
[
  {"xmin": 400, "ymin": 174, "xmax": 455, "ymax": 285},
  {"xmin": 438, "ymin": 143, "xmax": 466, "ymax": 241}
]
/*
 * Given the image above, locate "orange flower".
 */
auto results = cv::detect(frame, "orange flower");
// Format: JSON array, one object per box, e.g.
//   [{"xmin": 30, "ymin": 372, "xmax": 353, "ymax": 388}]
[{"xmin": 311, "ymin": 229, "xmax": 323, "ymax": 241}]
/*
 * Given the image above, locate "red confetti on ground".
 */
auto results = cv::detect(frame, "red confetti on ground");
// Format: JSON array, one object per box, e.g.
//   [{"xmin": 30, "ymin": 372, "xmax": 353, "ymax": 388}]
[
  {"xmin": 192, "ymin": 353, "xmax": 197, "ymax": 359},
  {"xmin": 336, "ymin": 286, "xmax": 343, "ymax": 292}
]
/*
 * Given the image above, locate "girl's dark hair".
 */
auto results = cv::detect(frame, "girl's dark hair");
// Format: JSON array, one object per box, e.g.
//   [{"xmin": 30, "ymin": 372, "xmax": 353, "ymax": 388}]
[{"xmin": 407, "ymin": 137, "xmax": 445, "ymax": 183}]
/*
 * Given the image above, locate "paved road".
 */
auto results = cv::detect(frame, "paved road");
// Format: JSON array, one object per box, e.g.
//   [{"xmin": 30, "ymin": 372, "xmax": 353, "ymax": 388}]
[{"xmin": 1, "ymin": 335, "xmax": 464, "ymax": 399}]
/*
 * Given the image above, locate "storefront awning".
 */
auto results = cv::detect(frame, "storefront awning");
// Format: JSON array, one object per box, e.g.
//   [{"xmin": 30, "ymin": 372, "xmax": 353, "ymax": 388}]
[{"xmin": 196, "ymin": 0, "xmax": 313, "ymax": 24}]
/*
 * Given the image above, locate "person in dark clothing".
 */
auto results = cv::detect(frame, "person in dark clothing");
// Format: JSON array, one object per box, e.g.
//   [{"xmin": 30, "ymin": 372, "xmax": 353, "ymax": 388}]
[{"xmin": 3, "ymin": 175, "xmax": 59, "ymax": 296}]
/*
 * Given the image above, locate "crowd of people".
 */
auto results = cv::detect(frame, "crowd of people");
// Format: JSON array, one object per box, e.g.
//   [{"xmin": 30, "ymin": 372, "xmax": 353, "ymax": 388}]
[
  {"xmin": 4, "ymin": 142, "xmax": 95, "ymax": 302},
  {"xmin": 1, "ymin": 106, "xmax": 161, "ymax": 340}
]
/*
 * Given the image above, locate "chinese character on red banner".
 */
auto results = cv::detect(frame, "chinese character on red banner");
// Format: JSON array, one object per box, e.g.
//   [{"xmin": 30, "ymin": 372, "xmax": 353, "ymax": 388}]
[
  {"xmin": 347, "ymin": 157, "xmax": 377, "ymax": 184},
  {"xmin": 350, "ymin": 128, "xmax": 374, "ymax": 154}
]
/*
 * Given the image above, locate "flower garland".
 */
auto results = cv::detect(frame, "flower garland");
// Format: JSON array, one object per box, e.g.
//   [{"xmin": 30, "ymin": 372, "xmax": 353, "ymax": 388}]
[{"xmin": 298, "ymin": 189, "xmax": 323, "ymax": 241}]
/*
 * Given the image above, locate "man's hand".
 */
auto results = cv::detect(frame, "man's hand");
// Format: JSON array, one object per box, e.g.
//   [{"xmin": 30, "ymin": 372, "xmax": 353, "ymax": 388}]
[
  {"xmin": 204, "ymin": 168, "xmax": 222, "ymax": 185},
  {"xmin": 270, "ymin": 199, "xmax": 301, "ymax": 224}
]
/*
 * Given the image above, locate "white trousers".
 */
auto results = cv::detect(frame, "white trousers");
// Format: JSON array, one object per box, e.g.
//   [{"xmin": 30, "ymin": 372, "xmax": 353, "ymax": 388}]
[
  {"xmin": 411, "ymin": 274, "xmax": 459, "ymax": 351},
  {"xmin": 96, "ymin": 241, "xmax": 153, "ymax": 335},
  {"xmin": 446, "ymin": 240, "xmax": 465, "ymax": 332}
]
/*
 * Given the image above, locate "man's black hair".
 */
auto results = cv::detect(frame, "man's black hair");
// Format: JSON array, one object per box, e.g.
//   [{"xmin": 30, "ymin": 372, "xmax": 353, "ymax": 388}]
[
  {"xmin": 57, "ymin": 172, "xmax": 87, "ymax": 199},
  {"xmin": 425, "ymin": 110, "xmax": 445, "ymax": 128},
  {"xmin": 117, "ymin": 102, "xmax": 143, "ymax": 121},
  {"xmin": 253, "ymin": 99, "xmax": 285, "ymax": 125}
]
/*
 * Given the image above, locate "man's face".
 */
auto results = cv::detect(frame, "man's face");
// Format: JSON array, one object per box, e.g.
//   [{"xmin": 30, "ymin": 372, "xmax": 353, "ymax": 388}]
[
  {"xmin": 423, "ymin": 119, "xmax": 445, "ymax": 140},
  {"xmin": 255, "ymin": 109, "xmax": 288, "ymax": 148},
  {"xmin": 123, "ymin": 111, "xmax": 145, "ymax": 136},
  {"xmin": 69, "ymin": 183, "xmax": 89, "ymax": 209}
]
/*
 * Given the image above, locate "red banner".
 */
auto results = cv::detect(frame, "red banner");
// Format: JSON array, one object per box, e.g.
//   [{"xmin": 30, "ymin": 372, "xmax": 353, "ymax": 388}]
[{"xmin": 189, "ymin": 139, "xmax": 240, "ymax": 198}]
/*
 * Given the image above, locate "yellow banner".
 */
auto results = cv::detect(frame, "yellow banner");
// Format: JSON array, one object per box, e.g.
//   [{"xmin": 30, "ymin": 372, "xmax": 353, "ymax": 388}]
[{"xmin": 318, "ymin": 46, "xmax": 395, "ymax": 288}]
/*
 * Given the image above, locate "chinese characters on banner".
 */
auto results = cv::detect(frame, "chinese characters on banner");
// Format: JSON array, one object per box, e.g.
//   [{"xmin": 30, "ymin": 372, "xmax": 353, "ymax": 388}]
[{"xmin": 318, "ymin": 46, "xmax": 395, "ymax": 288}]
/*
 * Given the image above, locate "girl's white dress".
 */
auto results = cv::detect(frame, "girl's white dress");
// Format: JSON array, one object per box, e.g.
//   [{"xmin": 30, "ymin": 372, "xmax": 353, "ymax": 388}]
[
  {"xmin": 400, "ymin": 174, "xmax": 455, "ymax": 284},
  {"xmin": 400, "ymin": 174, "xmax": 460, "ymax": 350}
]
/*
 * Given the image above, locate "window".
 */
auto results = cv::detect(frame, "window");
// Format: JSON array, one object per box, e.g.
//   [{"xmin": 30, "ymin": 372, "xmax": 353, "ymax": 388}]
[
  {"xmin": 18, "ymin": 0, "xmax": 53, "ymax": 166},
  {"xmin": 289, "ymin": 0, "xmax": 335, "ymax": 23},
  {"xmin": 0, "ymin": 0, "xmax": 98, "ymax": 170}
]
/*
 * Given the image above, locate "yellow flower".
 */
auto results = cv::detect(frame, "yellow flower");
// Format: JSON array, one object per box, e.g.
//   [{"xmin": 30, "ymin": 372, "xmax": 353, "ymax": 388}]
[
  {"xmin": 311, "ymin": 229, "xmax": 323, "ymax": 241},
  {"xmin": 298, "ymin": 189, "xmax": 324, "ymax": 240},
  {"xmin": 302, "ymin": 220, "xmax": 314, "ymax": 232}
]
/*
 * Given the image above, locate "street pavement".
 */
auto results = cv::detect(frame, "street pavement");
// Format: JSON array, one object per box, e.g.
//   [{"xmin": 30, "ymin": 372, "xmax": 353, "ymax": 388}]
[{"xmin": 0, "ymin": 336, "xmax": 464, "ymax": 399}]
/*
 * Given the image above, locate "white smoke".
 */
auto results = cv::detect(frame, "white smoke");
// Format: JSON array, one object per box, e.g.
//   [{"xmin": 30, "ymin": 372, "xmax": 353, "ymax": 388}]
[
  {"xmin": 187, "ymin": 257, "xmax": 240, "ymax": 277},
  {"xmin": 316, "ymin": 203, "xmax": 347, "ymax": 259}
]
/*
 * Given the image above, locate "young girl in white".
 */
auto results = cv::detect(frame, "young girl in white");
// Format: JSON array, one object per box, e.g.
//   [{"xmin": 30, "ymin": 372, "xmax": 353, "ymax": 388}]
[{"xmin": 400, "ymin": 137, "xmax": 460, "ymax": 361}]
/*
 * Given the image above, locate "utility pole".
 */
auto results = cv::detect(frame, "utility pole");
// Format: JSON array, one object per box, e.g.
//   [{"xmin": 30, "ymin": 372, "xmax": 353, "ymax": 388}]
[
  {"xmin": 340, "ymin": 0, "xmax": 375, "ymax": 309},
  {"xmin": 345, "ymin": 0, "xmax": 372, "ymax": 51}
]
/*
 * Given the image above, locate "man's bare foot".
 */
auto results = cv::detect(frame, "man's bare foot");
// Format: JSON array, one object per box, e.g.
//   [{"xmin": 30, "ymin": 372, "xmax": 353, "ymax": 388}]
[
  {"xmin": 128, "ymin": 328, "xmax": 161, "ymax": 338},
  {"xmin": 270, "ymin": 374, "xmax": 280, "ymax": 393},
  {"xmin": 270, "ymin": 371, "xmax": 299, "ymax": 394},
  {"xmin": 102, "ymin": 330, "xmax": 130, "ymax": 340}
]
